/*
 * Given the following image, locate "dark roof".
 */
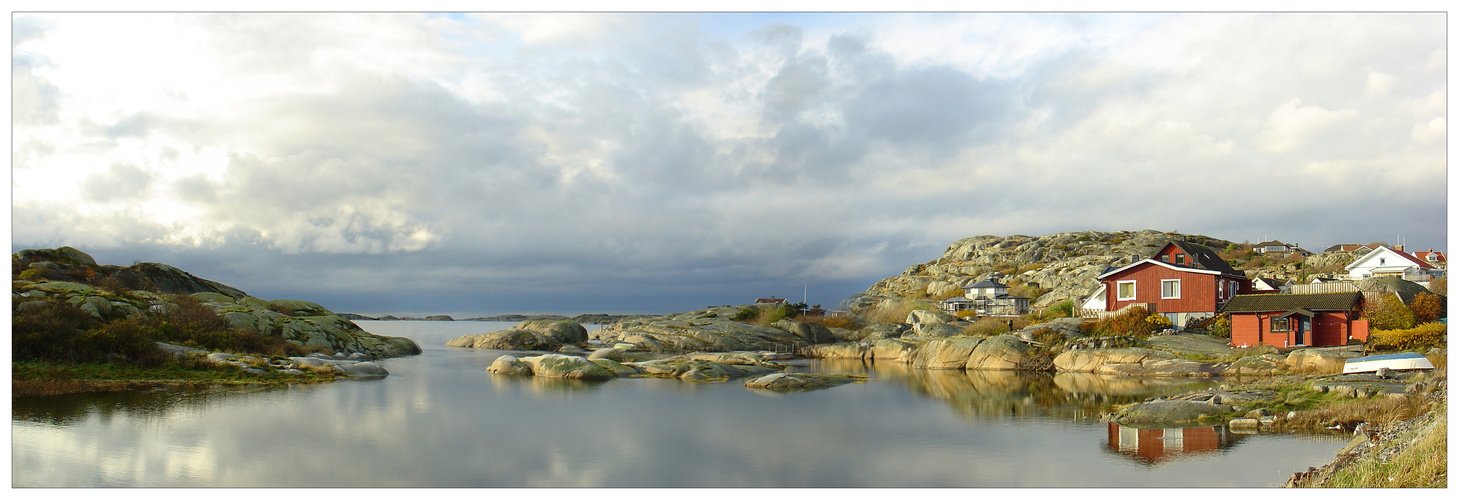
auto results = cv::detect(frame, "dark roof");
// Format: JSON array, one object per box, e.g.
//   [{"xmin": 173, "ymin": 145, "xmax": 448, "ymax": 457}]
[
  {"xmin": 1255, "ymin": 240, "xmax": 1288, "ymax": 247},
  {"xmin": 1162, "ymin": 241, "xmax": 1242, "ymax": 276},
  {"xmin": 963, "ymin": 280, "xmax": 1006, "ymax": 289},
  {"xmin": 1221, "ymin": 292, "xmax": 1363, "ymax": 313}
]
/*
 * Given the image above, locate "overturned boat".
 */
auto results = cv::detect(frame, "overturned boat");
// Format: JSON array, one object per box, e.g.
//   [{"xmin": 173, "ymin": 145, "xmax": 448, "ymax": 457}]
[{"xmin": 1342, "ymin": 352, "xmax": 1435, "ymax": 374}]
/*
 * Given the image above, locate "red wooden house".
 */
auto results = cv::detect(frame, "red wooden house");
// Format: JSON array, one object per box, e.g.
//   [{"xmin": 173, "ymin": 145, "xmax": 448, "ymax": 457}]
[
  {"xmin": 1221, "ymin": 292, "xmax": 1367, "ymax": 348},
  {"xmin": 1096, "ymin": 241, "xmax": 1251, "ymax": 328}
]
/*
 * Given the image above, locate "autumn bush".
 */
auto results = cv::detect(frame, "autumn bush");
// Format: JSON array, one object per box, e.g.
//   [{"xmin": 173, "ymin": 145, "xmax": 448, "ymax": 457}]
[
  {"xmin": 1367, "ymin": 323, "xmax": 1447, "ymax": 352},
  {"xmin": 1080, "ymin": 308, "xmax": 1170, "ymax": 339},
  {"xmin": 1364, "ymin": 294, "xmax": 1417, "ymax": 331},
  {"xmin": 1409, "ymin": 292, "xmax": 1445, "ymax": 323},
  {"xmin": 1206, "ymin": 315, "xmax": 1232, "ymax": 339}
]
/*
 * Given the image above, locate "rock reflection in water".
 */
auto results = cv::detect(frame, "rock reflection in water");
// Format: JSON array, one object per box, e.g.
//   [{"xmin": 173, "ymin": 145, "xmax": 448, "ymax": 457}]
[
  {"xmin": 12, "ymin": 384, "xmax": 299, "ymax": 426},
  {"xmin": 1104, "ymin": 422, "xmax": 1245, "ymax": 464},
  {"xmin": 802, "ymin": 359, "xmax": 1219, "ymax": 421}
]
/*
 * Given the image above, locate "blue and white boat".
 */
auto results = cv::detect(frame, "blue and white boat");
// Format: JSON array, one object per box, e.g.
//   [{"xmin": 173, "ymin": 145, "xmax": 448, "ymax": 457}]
[{"xmin": 1342, "ymin": 352, "xmax": 1435, "ymax": 374}]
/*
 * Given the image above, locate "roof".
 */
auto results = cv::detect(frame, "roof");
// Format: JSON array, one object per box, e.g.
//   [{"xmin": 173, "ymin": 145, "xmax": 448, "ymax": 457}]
[
  {"xmin": 1096, "ymin": 241, "xmax": 1243, "ymax": 280},
  {"xmin": 962, "ymin": 279, "xmax": 1007, "ymax": 289},
  {"xmin": 754, "ymin": 297, "xmax": 787, "ymax": 304},
  {"xmin": 1166, "ymin": 241, "xmax": 1242, "ymax": 276},
  {"xmin": 1345, "ymin": 246, "xmax": 1434, "ymax": 271},
  {"xmin": 1413, "ymin": 250, "xmax": 1446, "ymax": 263},
  {"xmin": 1221, "ymin": 292, "xmax": 1364, "ymax": 313},
  {"xmin": 1252, "ymin": 277, "xmax": 1281, "ymax": 288},
  {"xmin": 1255, "ymin": 240, "xmax": 1289, "ymax": 247}
]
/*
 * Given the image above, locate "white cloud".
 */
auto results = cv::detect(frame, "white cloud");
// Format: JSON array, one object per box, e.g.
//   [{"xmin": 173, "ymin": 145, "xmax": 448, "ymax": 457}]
[{"xmin": 9, "ymin": 12, "xmax": 1448, "ymax": 312}]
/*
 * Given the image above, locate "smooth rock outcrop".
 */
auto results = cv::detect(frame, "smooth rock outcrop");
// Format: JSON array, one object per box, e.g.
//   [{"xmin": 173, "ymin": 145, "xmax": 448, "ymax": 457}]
[
  {"xmin": 627, "ymin": 355, "xmax": 779, "ymax": 382},
  {"xmin": 857, "ymin": 323, "xmax": 912, "ymax": 341},
  {"xmin": 517, "ymin": 320, "xmax": 589, "ymax": 344},
  {"xmin": 1053, "ymin": 347, "xmax": 1170, "ymax": 372},
  {"xmin": 593, "ymin": 306, "xmax": 823, "ymax": 352},
  {"xmin": 965, "ymin": 335, "xmax": 1031, "ymax": 370},
  {"xmin": 1284, "ymin": 348, "xmax": 1363, "ymax": 373},
  {"xmin": 744, "ymin": 373, "xmax": 863, "ymax": 392},
  {"xmin": 911, "ymin": 337, "xmax": 984, "ymax": 370},
  {"xmin": 1108, "ymin": 400, "xmax": 1236, "ymax": 426},
  {"xmin": 802, "ymin": 342, "xmax": 869, "ymax": 360},
  {"xmin": 772, "ymin": 319, "xmax": 837, "ymax": 344},
  {"xmin": 487, "ymin": 355, "xmax": 533, "ymax": 375},
  {"xmin": 518, "ymin": 354, "xmax": 616, "ymax": 380}
]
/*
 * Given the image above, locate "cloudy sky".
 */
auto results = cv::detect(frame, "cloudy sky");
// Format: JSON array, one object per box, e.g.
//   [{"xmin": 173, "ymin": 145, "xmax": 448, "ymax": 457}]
[{"xmin": 8, "ymin": 10, "xmax": 1449, "ymax": 316}]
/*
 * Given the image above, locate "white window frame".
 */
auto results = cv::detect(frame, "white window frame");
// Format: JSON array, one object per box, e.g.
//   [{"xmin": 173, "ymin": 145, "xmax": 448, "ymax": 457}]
[
  {"xmin": 1116, "ymin": 280, "xmax": 1137, "ymax": 301},
  {"xmin": 1161, "ymin": 279, "xmax": 1181, "ymax": 299}
]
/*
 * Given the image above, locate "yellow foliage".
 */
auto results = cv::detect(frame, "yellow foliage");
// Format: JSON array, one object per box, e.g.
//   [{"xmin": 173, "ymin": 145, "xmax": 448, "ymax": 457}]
[{"xmin": 1368, "ymin": 322, "xmax": 1448, "ymax": 351}]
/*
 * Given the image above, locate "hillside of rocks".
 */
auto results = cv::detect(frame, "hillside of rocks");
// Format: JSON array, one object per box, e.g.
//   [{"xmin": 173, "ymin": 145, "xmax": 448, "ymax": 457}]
[
  {"xmin": 844, "ymin": 229, "xmax": 1375, "ymax": 312},
  {"xmin": 12, "ymin": 246, "xmax": 421, "ymax": 359}
]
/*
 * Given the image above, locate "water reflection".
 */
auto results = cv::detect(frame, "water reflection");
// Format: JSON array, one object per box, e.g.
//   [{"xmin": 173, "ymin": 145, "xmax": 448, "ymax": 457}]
[
  {"xmin": 804, "ymin": 359, "xmax": 1220, "ymax": 421},
  {"xmin": 13, "ymin": 321, "xmax": 1347, "ymax": 487},
  {"xmin": 1104, "ymin": 422, "xmax": 1244, "ymax": 465},
  {"xmin": 12, "ymin": 384, "xmax": 303, "ymax": 426}
]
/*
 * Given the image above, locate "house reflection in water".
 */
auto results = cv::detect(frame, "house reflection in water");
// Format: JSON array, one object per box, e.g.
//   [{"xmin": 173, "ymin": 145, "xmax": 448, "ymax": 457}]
[{"xmin": 1105, "ymin": 422, "xmax": 1244, "ymax": 464}]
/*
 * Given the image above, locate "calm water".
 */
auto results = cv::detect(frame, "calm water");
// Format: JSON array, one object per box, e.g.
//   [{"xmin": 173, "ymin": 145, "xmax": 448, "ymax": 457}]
[{"xmin": 11, "ymin": 321, "xmax": 1347, "ymax": 487}]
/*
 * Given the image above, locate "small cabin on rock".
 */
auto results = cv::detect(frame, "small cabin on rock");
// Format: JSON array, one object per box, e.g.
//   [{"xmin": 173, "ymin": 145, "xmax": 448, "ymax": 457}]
[
  {"xmin": 941, "ymin": 278, "xmax": 1029, "ymax": 316},
  {"xmin": 1096, "ymin": 241, "xmax": 1251, "ymax": 329},
  {"xmin": 1221, "ymin": 292, "xmax": 1367, "ymax": 348}
]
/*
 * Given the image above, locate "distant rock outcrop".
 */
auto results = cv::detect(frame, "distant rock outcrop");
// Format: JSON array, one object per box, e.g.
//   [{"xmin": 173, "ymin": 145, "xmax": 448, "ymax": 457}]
[
  {"xmin": 12, "ymin": 247, "xmax": 421, "ymax": 359},
  {"xmin": 591, "ymin": 305, "xmax": 836, "ymax": 352},
  {"xmin": 847, "ymin": 230, "xmax": 1240, "ymax": 310}
]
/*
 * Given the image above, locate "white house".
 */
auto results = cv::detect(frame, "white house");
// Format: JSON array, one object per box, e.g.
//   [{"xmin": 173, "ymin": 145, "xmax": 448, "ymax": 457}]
[
  {"xmin": 1080, "ymin": 283, "xmax": 1107, "ymax": 311},
  {"xmin": 1344, "ymin": 246, "xmax": 1440, "ymax": 281},
  {"xmin": 940, "ymin": 278, "xmax": 1029, "ymax": 316}
]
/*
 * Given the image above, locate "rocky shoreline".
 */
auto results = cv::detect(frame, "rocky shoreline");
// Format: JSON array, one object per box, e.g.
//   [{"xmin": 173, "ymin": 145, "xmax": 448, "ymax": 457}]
[{"xmin": 341, "ymin": 312, "xmax": 640, "ymax": 324}]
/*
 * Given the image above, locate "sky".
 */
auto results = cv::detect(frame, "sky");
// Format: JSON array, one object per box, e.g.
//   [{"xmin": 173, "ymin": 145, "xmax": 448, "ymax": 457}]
[{"xmin": 7, "ymin": 9, "xmax": 1450, "ymax": 316}]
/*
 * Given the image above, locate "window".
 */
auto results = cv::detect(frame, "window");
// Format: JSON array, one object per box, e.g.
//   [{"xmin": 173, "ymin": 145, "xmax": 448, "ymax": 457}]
[
  {"xmin": 1174, "ymin": 253, "xmax": 1186, "ymax": 265},
  {"xmin": 1161, "ymin": 279, "xmax": 1181, "ymax": 299},
  {"xmin": 1117, "ymin": 280, "xmax": 1136, "ymax": 301},
  {"xmin": 1271, "ymin": 317, "xmax": 1290, "ymax": 332},
  {"xmin": 1159, "ymin": 254, "xmax": 1170, "ymax": 263}
]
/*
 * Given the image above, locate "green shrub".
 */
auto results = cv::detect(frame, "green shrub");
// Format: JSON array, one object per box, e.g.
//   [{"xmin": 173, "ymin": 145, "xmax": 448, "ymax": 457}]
[
  {"xmin": 1368, "ymin": 323, "xmax": 1447, "ymax": 352},
  {"xmin": 17, "ymin": 268, "xmax": 46, "ymax": 281},
  {"xmin": 1045, "ymin": 300, "xmax": 1075, "ymax": 319}
]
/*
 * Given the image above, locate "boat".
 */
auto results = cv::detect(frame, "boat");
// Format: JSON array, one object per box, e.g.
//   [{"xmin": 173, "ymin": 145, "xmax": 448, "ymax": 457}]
[{"xmin": 1342, "ymin": 352, "xmax": 1435, "ymax": 374}]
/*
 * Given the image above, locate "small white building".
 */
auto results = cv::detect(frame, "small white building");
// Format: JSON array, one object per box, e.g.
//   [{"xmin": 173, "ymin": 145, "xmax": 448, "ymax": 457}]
[
  {"xmin": 940, "ymin": 278, "xmax": 1029, "ymax": 316},
  {"xmin": 1344, "ymin": 246, "xmax": 1441, "ymax": 281}
]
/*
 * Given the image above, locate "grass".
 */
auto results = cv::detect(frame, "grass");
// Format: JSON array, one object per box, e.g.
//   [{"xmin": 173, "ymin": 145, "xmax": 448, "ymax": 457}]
[
  {"xmin": 861, "ymin": 299, "xmax": 934, "ymax": 325},
  {"xmin": 1325, "ymin": 407, "xmax": 1447, "ymax": 488}
]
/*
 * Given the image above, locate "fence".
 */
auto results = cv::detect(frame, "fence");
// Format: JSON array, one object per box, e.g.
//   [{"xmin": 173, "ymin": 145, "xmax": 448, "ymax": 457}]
[{"xmin": 1289, "ymin": 282, "xmax": 1360, "ymax": 295}]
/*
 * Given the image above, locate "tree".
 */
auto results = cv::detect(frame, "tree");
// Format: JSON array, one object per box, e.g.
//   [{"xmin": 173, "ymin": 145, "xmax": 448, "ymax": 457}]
[
  {"xmin": 1365, "ymin": 293, "xmax": 1417, "ymax": 331},
  {"xmin": 1410, "ymin": 292, "xmax": 1445, "ymax": 323}
]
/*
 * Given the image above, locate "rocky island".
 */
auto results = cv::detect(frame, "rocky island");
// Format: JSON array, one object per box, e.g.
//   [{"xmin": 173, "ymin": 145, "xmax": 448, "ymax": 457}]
[{"xmin": 12, "ymin": 247, "xmax": 422, "ymax": 396}]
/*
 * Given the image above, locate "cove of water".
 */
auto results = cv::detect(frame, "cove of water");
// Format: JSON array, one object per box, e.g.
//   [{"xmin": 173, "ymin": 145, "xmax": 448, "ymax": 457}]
[{"xmin": 11, "ymin": 320, "xmax": 1347, "ymax": 487}]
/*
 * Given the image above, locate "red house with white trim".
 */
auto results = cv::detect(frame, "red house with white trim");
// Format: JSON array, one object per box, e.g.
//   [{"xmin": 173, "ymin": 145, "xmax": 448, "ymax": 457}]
[{"xmin": 1096, "ymin": 241, "xmax": 1251, "ymax": 328}]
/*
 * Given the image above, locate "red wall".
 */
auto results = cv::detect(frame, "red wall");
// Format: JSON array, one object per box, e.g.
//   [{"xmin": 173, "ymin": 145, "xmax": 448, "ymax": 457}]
[
  {"xmin": 1229, "ymin": 311, "xmax": 1362, "ymax": 347},
  {"xmin": 1103, "ymin": 264, "xmax": 1219, "ymax": 314}
]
